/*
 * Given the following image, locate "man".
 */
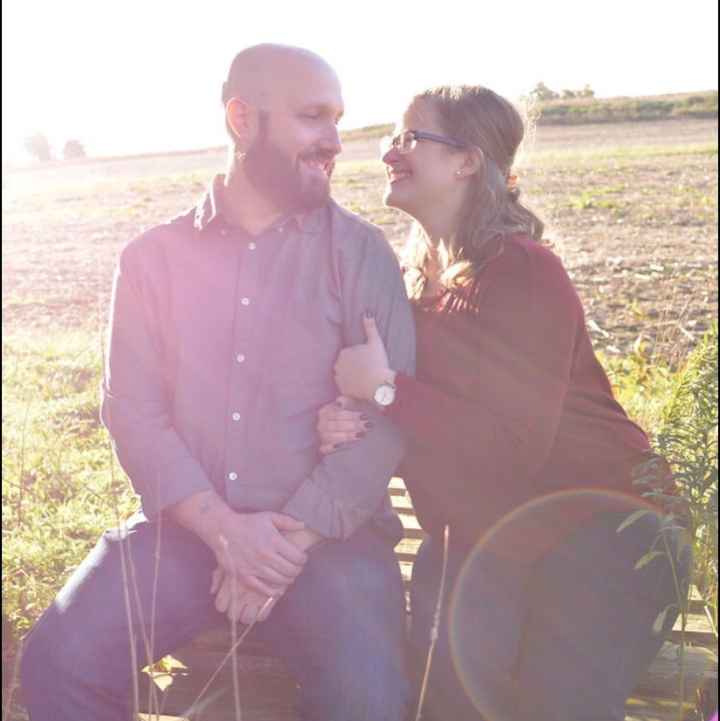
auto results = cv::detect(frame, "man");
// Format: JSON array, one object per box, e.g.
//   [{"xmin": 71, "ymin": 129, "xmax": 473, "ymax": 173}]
[{"xmin": 20, "ymin": 44, "xmax": 415, "ymax": 721}]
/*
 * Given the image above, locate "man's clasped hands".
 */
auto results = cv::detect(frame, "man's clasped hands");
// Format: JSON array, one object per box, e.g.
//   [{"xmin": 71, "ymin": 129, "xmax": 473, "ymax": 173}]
[{"xmin": 209, "ymin": 510, "xmax": 311, "ymax": 626}]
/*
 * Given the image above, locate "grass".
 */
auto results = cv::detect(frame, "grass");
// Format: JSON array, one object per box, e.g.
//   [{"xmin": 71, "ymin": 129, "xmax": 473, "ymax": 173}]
[
  {"xmin": 2, "ymin": 116, "xmax": 718, "ymax": 719},
  {"xmin": 537, "ymin": 91, "xmax": 718, "ymax": 125},
  {"xmin": 1, "ymin": 334, "xmax": 138, "ymax": 639},
  {"xmin": 528, "ymin": 141, "xmax": 718, "ymax": 164}
]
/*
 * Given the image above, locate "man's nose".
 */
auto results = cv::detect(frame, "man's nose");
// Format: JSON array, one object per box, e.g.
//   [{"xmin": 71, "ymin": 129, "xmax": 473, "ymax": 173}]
[{"xmin": 321, "ymin": 123, "xmax": 342, "ymax": 157}]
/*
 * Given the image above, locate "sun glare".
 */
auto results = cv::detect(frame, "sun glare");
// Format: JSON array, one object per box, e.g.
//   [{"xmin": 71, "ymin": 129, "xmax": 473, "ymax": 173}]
[{"xmin": 2, "ymin": 0, "xmax": 717, "ymax": 164}]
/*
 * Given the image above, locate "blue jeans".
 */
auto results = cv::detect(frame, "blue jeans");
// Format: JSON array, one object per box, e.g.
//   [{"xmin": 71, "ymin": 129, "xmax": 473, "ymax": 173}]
[
  {"xmin": 20, "ymin": 513, "xmax": 410, "ymax": 721},
  {"xmin": 409, "ymin": 510, "xmax": 691, "ymax": 721}
]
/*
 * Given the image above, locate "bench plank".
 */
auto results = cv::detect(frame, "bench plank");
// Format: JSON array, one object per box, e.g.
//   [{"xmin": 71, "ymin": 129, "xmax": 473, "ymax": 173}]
[{"xmin": 137, "ymin": 642, "xmax": 716, "ymax": 721}]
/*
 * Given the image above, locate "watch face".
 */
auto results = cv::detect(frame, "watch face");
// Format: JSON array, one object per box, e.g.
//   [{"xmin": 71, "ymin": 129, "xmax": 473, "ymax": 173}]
[{"xmin": 374, "ymin": 384, "xmax": 395, "ymax": 406}]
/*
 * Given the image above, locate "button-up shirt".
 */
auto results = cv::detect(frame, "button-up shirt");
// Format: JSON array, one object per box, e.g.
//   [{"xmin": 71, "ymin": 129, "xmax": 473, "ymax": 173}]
[{"xmin": 101, "ymin": 176, "xmax": 415, "ymax": 541}]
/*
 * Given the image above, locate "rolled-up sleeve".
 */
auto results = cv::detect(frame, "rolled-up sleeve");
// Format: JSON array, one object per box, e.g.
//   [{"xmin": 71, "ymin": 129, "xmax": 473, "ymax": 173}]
[
  {"xmin": 101, "ymin": 246, "xmax": 213, "ymax": 518},
  {"xmin": 282, "ymin": 228, "xmax": 415, "ymax": 538}
]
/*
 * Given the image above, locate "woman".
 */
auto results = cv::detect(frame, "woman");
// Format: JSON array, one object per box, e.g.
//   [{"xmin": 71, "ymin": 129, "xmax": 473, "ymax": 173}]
[{"xmin": 318, "ymin": 85, "xmax": 690, "ymax": 720}]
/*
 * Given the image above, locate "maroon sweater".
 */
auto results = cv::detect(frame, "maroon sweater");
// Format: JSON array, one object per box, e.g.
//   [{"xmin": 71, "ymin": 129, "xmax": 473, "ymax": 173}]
[{"xmin": 390, "ymin": 234, "xmax": 652, "ymax": 548}]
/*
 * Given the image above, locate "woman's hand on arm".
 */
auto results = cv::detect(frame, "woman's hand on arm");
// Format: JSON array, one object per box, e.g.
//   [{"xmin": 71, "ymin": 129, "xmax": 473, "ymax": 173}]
[
  {"xmin": 333, "ymin": 315, "xmax": 396, "ymax": 402},
  {"xmin": 317, "ymin": 397, "xmax": 372, "ymax": 455}
]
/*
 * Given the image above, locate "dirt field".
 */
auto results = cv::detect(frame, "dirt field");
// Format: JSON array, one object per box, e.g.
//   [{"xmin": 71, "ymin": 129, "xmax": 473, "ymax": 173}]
[{"xmin": 2, "ymin": 117, "xmax": 717, "ymax": 360}]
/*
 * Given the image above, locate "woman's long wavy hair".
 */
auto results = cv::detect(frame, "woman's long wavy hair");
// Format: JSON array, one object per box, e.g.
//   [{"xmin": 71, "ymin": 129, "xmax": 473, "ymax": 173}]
[{"xmin": 402, "ymin": 85, "xmax": 545, "ymax": 302}]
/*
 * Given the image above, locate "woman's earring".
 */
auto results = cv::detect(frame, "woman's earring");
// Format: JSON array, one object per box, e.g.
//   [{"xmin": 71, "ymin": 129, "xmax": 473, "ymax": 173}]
[
  {"xmin": 235, "ymin": 149, "xmax": 247, "ymax": 161},
  {"xmin": 455, "ymin": 170, "xmax": 463, "ymax": 177}
]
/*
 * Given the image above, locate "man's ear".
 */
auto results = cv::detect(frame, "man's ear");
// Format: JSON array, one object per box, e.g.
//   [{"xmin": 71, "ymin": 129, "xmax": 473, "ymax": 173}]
[{"xmin": 225, "ymin": 97, "xmax": 259, "ymax": 151}]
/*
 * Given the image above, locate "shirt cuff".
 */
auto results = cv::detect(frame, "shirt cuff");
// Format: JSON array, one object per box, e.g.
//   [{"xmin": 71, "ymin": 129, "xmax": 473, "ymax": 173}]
[{"xmin": 281, "ymin": 480, "xmax": 367, "ymax": 540}]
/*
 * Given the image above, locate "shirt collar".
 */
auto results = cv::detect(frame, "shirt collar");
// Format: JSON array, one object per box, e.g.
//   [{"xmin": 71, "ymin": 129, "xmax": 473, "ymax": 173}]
[{"xmin": 193, "ymin": 174, "xmax": 327, "ymax": 237}]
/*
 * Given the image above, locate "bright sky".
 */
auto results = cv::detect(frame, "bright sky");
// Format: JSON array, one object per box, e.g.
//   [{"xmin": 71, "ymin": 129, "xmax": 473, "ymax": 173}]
[{"xmin": 2, "ymin": 0, "xmax": 718, "ymax": 162}]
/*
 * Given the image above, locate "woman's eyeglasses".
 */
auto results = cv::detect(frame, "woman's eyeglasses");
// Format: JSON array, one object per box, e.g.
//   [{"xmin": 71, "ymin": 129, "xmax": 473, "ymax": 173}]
[{"xmin": 380, "ymin": 129, "xmax": 468, "ymax": 156}]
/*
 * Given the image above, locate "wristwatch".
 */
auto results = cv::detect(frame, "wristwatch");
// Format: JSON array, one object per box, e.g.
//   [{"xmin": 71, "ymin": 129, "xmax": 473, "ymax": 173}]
[{"xmin": 373, "ymin": 381, "xmax": 397, "ymax": 407}]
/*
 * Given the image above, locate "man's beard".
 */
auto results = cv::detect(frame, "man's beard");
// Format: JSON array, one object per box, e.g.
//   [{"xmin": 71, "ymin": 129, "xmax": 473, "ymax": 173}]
[{"xmin": 244, "ymin": 117, "xmax": 333, "ymax": 214}]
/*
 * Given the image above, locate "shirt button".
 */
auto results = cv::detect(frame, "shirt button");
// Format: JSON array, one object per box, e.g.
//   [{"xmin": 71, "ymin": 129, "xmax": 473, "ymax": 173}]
[
  {"xmin": 231, "ymin": 412, "xmax": 241, "ymax": 421},
  {"xmin": 228, "ymin": 471, "xmax": 238, "ymax": 481},
  {"xmin": 220, "ymin": 228, "xmax": 228, "ymax": 237},
  {"xmin": 236, "ymin": 353, "xmax": 246, "ymax": 363},
  {"xmin": 240, "ymin": 297, "xmax": 251, "ymax": 306},
  {"xmin": 248, "ymin": 242, "xmax": 257, "ymax": 251}
]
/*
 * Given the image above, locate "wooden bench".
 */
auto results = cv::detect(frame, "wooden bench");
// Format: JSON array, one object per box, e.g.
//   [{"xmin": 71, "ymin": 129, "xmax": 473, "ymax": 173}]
[{"xmin": 137, "ymin": 479, "xmax": 718, "ymax": 721}]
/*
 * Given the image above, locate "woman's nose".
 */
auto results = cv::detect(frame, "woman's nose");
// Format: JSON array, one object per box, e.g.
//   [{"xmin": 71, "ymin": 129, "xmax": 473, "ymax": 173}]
[{"xmin": 381, "ymin": 145, "xmax": 400, "ymax": 164}]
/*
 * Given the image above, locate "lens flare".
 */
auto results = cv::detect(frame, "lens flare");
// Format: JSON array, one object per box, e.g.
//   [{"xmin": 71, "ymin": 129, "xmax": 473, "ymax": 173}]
[{"xmin": 446, "ymin": 489, "xmax": 667, "ymax": 720}]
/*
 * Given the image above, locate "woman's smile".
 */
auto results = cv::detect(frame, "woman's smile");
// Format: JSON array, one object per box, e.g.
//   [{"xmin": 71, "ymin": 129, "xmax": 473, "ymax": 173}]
[{"xmin": 387, "ymin": 167, "xmax": 412, "ymax": 184}]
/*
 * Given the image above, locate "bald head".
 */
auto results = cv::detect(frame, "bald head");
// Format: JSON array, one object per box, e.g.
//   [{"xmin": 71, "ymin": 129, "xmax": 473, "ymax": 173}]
[
  {"xmin": 220, "ymin": 43, "xmax": 344, "ymax": 222},
  {"xmin": 222, "ymin": 44, "xmax": 339, "ymax": 110}
]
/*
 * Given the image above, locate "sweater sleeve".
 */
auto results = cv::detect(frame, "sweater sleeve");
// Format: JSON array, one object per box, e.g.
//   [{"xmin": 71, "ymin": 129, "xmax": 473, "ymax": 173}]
[{"xmin": 390, "ymin": 243, "xmax": 583, "ymax": 492}]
